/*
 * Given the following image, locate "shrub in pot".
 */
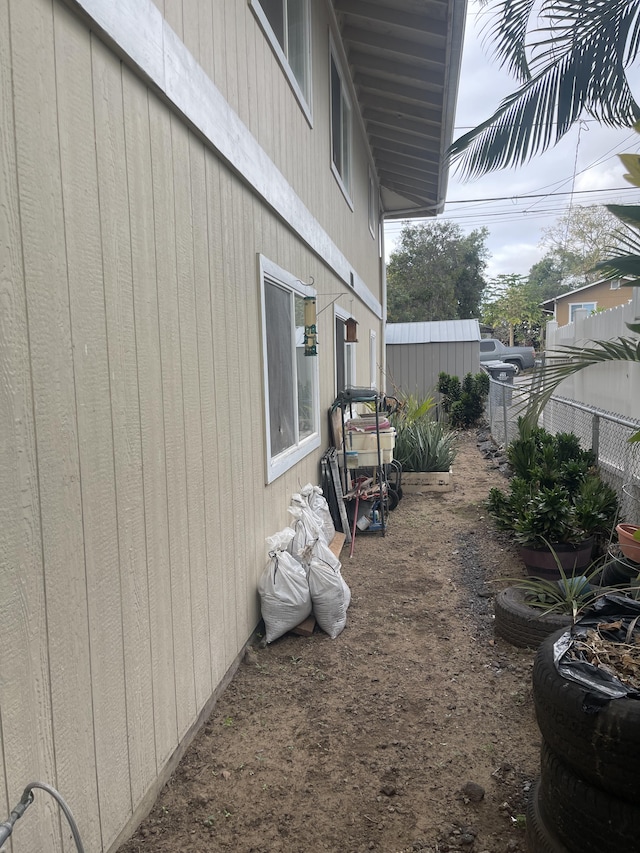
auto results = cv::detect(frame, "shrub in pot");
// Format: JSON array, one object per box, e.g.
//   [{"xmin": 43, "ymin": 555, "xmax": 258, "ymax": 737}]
[{"xmin": 487, "ymin": 422, "xmax": 619, "ymax": 578}]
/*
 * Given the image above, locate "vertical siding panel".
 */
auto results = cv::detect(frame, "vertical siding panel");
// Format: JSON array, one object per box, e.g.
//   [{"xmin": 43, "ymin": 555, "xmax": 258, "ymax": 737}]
[
  {"xmin": 208, "ymin": 159, "xmax": 238, "ymax": 663},
  {"xmin": 92, "ymin": 40, "xmax": 156, "ymax": 808},
  {"xmin": 234, "ymin": 0, "xmax": 250, "ymax": 126},
  {"xmin": 0, "ymin": 2, "xmax": 58, "ymax": 848},
  {"xmin": 122, "ymin": 69, "xmax": 178, "ymax": 765},
  {"xmin": 10, "ymin": 0, "xmax": 100, "ymax": 848},
  {"xmin": 54, "ymin": 8, "xmax": 130, "ymax": 845},
  {"xmin": 149, "ymin": 97, "xmax": 197, "ymax": 738},
  {"xmin": 198, "ymin": 0, "xmax": 214, "ymax": 83},
  {"xmin": 191, "ymin": 136, "xmax": 226, "ymax": 686},
  {"xmin": 182, "ymin": 0, "xmax": 200, "ymax": 66},
  {"xmin": 164, "ymin": 0, "xmax": 183, "ymax": 40},
  {"xmin": 212, "ymin": 0, "xmax": 227, "ymax": 96},
  {"xmin": 224, "ymin": 173, "xmax": 249, "ymax": 644},
  {"xmin": 172, "ymin": 120, "xmax": 212, "ymax": 711}
]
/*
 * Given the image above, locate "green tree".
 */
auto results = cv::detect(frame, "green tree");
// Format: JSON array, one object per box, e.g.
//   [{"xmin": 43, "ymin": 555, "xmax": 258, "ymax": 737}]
[
  {"xmin": 539, "ymin": 205, "xmax": 623, "ymax": 285},
  {"xmin": 482, "ymin": 274, "xmax": 544, "ymax": 346},
  {"xmin": 527, "ymin": 255, "xmax": 568, "ymax": 303},
  {"xmin": 387, "ymin": 221, "xmax": 489, "ymax": 322},
  {"xmin": 448, "ymin": 1, "xmax": 640, "ymax": 176}
]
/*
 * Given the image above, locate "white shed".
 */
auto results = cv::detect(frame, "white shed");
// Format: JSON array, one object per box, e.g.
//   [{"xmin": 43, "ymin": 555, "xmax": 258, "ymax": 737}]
[{"xmin": 386, "ymin": 320, "xmax": 481, "ymax": 397}]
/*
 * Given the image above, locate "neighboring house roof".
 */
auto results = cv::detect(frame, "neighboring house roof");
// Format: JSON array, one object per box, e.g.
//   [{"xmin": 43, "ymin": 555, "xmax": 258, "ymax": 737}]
[
  {"xmin": 333, "ymin": 0, "xmax": 467, "ymax": 218},
  {"xmin": 386, "ymin": 319, "xmax": 481, "ymax": 344},
  {"xmin": 540, "ymin": 277, "xmax": 625, "ymax": 311}
]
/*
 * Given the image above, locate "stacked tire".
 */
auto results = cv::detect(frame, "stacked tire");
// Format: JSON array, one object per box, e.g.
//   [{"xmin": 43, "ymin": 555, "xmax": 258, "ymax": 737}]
[{"xmin": 527, "ymin": 627, "xmax": 640, "ymax": 852}]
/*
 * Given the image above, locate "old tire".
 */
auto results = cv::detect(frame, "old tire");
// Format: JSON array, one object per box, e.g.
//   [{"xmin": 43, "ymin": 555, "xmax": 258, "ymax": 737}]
[
  {"xmin": 532, "ymin": 628, "xmax": 640, "ymax": 802},
  {"xmin": 494, "ymin": 586, "xmax": 571, "ymax": 649},
  {"xmin": 538, "ymin": 742, "xmax": 640, "ymax": 853},
  {"xmin": 525, "ymin": 779, "xmax": 570, "ymax": 853}
]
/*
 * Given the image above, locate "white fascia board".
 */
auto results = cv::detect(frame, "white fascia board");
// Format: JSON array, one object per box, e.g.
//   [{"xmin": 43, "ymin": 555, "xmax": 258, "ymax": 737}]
[{"xmin": 65, "ymin": 0, "xmax": 382, "ymax": 320}]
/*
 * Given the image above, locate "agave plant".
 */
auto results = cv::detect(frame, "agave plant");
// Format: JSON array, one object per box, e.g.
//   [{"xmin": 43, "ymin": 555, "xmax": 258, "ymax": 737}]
[{"xmin": 392, "ymin": 418, "xmax": 457, "ymax": 473}]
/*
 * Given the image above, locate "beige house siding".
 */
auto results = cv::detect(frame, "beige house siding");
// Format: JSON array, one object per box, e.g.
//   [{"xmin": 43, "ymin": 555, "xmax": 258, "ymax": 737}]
[
  {"xmin": 553, "ymin": 280, "xmax": 633, "ymax": 326},
  {"xmin": 1, "ymin": 0, "xmax": 383, "ymax": 850}
]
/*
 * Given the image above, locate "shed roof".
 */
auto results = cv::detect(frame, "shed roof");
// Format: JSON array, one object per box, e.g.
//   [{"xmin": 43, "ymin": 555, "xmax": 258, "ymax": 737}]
[
  {"xmin": 333, "ymin": 0, "xmax": 467, "ymax": 218},
  {"xmin": 386, "ymin": 319, "xmax": 481, "ymax": 344}
]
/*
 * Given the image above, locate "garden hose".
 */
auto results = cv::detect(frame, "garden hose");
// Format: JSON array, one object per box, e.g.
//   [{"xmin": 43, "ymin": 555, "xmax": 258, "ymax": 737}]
[{"xmin": 0, "ymin": 781, "xmax": 85, "ymax": 852}]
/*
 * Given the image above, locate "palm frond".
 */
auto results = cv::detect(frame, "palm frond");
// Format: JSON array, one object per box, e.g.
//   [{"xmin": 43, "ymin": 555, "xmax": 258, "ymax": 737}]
[
  {"xmin": 449, "ymin": 0, "xmax": 640, "ymax": 176},
  {"xmin": 480, "ymin": 0, "xmax": 537, "ymax": 82},
  {"xmin": 526, "ymin": 338, "xmax": 640, "ymax": 422}
]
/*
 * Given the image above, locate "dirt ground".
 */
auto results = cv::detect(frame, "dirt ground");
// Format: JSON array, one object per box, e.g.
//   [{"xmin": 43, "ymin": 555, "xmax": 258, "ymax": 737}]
[{"xmin": 119, "ymin": 428, "xmax": 542, "ymax": 853}]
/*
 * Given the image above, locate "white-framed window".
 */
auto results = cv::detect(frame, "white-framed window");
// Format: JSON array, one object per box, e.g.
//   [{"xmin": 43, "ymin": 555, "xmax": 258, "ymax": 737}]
[
  {"xmin": 329, "ymin": 43, "xmax": 352, "ymax": 204},
  {"xmin": 335, "ymin": 306, "xmax": 356, "ymax": 393},
  {"xmin": 250, "ymin": 0, "xmax": 312, "ymax": 121},
  {"xmin": 259, "ymin": 256, "xmax": 320, "ymax": 483},
  {"xmin": 610, "ymin": 280, "xmax": 621, "ymax": 290},
  {"xmin": 569, "ymin": 302, "xmax": 597, "ymax": 322},
  {"xmin": 369, "ymin": 330, "xmax": 377, "ymax": 389},
  {"xmin": 368, "ymin": 167, "xmax": 377, "ymax": 238}
]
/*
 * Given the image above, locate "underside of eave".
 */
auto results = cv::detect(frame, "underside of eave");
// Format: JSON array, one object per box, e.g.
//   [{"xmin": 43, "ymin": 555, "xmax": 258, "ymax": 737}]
[{"xmin": 332, "ymin": 0, "xmax": 467, "ymax": 218}]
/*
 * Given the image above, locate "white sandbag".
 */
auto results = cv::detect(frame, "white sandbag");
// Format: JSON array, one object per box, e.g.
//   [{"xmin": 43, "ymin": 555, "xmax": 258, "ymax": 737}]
[
  {"xmin": 259, "ymin": 528, "xmax": 311, "ymax": 644},
  {"xmin": 307, "ymin": 552, "xmax": 349, "ymax": 639},
  {"xmin": 313, "ymin": 538, "xmax": 352, "ymax": 611},
  {"xmin": 300, "ymin": 483, "xmax": 336, "ymax": 545},
  {"xmin": 288, "ymin": 496, "xmax": 323, "ymax": 565}
]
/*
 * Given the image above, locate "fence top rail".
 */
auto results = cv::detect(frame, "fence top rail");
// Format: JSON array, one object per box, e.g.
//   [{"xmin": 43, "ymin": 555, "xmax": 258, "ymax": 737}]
[{"xmin": 549, "ymin": 395, "xmax": 640, "ymax": 431}]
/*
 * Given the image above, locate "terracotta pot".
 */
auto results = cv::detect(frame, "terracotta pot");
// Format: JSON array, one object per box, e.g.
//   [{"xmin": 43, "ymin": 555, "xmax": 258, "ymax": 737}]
[
  {"xmin": 616, "ymin": 523, "xmax": 640, "ymax": 563},
  {"xmin": 517, "ymin": 538, "xmax": 594, "ymax": 580}
]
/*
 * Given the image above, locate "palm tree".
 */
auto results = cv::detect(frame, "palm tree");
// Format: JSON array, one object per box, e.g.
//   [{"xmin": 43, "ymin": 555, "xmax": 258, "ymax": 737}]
[{"xmin": 449, "ymin": 0, "xmax": 640, "ymax": 177}]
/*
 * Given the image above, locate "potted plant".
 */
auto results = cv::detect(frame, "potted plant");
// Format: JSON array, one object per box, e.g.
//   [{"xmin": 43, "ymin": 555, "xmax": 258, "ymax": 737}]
[
  {"xmin": 494, "ymin": 560, "xmax": 609, "ymax": 649},
  {"xmin": 390, "ymin": 394, "xmax": 457, "ymax": 493},
  {"xmin": 487, "ymin": 422, "xmax": 619, "ymax": 578},
  {"xmin": 616, "ymin": 523, "xmax": 640, "ymax": 563}
]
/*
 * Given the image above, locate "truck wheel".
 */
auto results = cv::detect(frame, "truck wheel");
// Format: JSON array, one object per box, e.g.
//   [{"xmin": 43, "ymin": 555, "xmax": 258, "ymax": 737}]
[{"xmin": 505, "ymin": 360, "xmax": 521, "ymax": 376}]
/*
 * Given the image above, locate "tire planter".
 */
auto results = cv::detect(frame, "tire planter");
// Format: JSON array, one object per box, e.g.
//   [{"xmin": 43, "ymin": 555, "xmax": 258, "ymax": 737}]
[
  {"xmin": 538, "ymin": 742, "xmax": 640, "ymax": 853},
  {"xmin": 532, "ymin": 628, "xmax": 640, "ymax": 803},
  {"xmin": 494, "ymin": 586, "xmax": 571, "ymax": 649},
  {"xmin": 525, "ymin": 779, "xmax": 570, "ymax": 853},
  {"xmin": 518, "ymin": 539, "xmax": 594, "ymax": 579}
]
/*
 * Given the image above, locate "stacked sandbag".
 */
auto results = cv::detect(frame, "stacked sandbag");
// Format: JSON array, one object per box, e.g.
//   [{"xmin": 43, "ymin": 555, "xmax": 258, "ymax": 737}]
[
  {"xmin": 299, "ymin": 483, "xmax": 335, "ymax": 546},
  {"xmin": 258, "ymin": 528, "xmax": 311, "ymax": 644}
]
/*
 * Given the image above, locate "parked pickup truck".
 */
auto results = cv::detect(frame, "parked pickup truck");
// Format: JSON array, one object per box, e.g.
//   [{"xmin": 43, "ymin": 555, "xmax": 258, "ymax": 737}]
[{"xmin": 479, "ymin": 339, "xmax": 536, "ymax": 376}]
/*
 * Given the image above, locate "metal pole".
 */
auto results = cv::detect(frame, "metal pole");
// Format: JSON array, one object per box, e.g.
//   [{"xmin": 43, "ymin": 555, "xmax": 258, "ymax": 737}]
[
  {"xmin": 591, "ymin": 413, "xmax": 600, "ymax": 463},
  {"xmin": 502, "ymin": 382, "xmax": 508, "ymax": 447}
]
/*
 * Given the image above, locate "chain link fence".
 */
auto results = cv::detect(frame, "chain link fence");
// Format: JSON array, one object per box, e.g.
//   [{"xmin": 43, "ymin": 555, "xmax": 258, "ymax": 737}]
[{"xmin": 485, "ymin": 374, "xmax": 640, "ymax": 522}]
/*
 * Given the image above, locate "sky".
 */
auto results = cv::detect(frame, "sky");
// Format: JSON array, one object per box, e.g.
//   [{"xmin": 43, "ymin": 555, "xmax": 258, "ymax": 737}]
[{"xmin": 384, "ymin": 0, "xmax": 640, "ymax": 281}]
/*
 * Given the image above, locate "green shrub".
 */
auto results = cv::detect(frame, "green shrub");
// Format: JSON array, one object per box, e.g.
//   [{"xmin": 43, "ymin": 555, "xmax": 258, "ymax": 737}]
[{"xmin": 438, "ymin": 371, "xmax": 489, "ymax": 429}]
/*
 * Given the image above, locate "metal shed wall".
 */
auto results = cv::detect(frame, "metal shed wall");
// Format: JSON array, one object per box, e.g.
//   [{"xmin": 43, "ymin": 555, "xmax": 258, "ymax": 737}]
[{"xmin": 386, "ymin": 341, "xmax": 481, "ymax": 398}]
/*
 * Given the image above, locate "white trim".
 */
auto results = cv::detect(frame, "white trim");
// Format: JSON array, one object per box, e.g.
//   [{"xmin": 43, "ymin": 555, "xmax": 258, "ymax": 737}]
[
  {"xmin": 68, "ymin": 0, "xmax": 382, "ymax": 320},
  {"xmin": 368, "ymin": 167, "xmax": 376, "ymax": 239},
  {"xmin": 259, "ymin": 256, "xmax": 321, "ymax": 484},
  {"xmin": 249, "ymin": 0, "xmax": 313, "ymax": 126},
  {"xmin": 369, "ymin": 330, "xmax": 377, "ymax": 389},
  {"xmin": 329, "ymin": 36, "xmax": 353, "ymax": 208}
]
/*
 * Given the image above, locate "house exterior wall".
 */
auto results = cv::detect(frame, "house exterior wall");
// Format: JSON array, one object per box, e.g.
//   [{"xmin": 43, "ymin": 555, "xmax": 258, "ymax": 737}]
[
  {"xmin": 385, "ymin": 342, "xmax": 480, "ymax": 399},
  {"xmin": 553, "ymin": 280, "xmax": 633, "ymax": 326},
  {"xmin": 0, "ymin": 0, "xmax": 383, "ymax": 849}
]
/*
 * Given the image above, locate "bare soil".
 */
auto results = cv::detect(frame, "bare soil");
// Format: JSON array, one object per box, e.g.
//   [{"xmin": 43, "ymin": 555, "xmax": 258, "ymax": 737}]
[{"xmin": 119, "ymin": 429, "xmax": 541, "ymax": 853}]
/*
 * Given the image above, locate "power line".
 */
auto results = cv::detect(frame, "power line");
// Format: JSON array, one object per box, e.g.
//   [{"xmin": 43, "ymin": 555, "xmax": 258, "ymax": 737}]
[{"xmin": 443, "ymin": 185, "xmax": 639, "ymax": 205}]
